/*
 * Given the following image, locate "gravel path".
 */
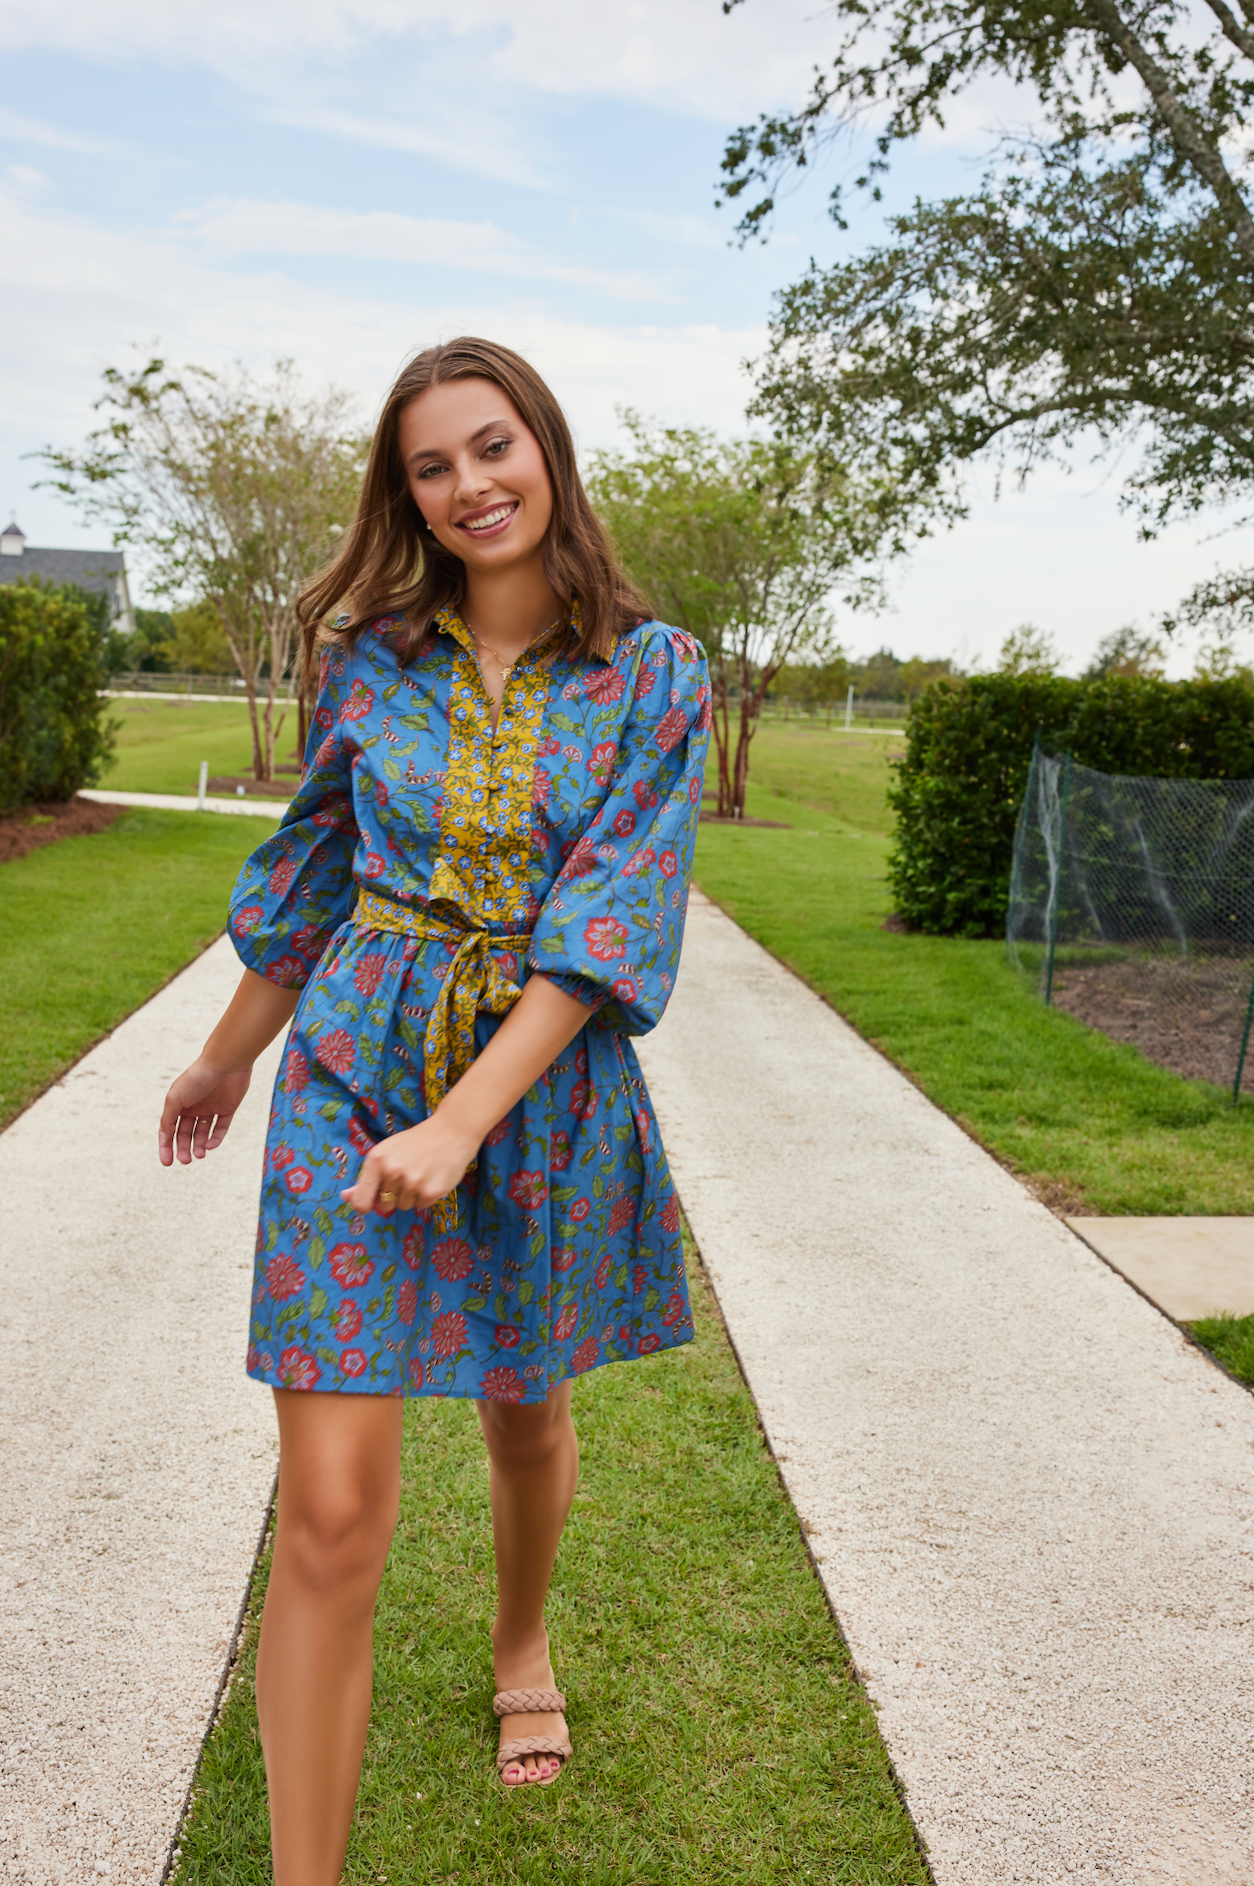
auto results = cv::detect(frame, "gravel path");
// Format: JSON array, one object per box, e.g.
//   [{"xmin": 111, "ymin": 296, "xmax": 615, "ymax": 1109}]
[
  {"xmin": 636, "ymin": 891, "xmax": 1254, "ymax": 1885},
  {"xmin": 0, "ymin": 939, "xmax": 280, "ymax": 1886}
]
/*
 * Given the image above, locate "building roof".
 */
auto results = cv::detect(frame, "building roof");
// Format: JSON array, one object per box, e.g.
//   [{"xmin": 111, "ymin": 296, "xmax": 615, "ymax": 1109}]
[{"xmin": 0, "ymin": 543, "xmax": 128, "ymax": 599}]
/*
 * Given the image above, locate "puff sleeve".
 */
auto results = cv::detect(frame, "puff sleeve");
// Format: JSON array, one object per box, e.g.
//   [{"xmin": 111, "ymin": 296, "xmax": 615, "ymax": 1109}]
[
  {"xmin": 227, "ymin": 649, "xmax": 361, "ymax": 987},
  {"xmin": 528, "ymin": 624, "xmax": 711, "ymax": 1034}
]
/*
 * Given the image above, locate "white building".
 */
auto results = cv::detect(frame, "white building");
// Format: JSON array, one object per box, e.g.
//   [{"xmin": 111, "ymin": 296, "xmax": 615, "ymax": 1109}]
[{"xmin": 0, "ymin": 521, "xmax": 136, "ymax": 635}]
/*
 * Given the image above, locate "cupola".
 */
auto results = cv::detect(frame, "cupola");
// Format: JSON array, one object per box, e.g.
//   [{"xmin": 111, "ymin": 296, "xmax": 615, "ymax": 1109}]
[{"xmin": 1, "ymin": 521, "xmax": 26, "ymax": 557}]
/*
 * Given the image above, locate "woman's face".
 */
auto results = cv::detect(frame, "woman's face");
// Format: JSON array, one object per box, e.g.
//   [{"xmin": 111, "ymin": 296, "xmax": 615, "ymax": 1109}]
[{"xmin": 397, "ymin": 377, "xmax": 554, "ymax": 575}]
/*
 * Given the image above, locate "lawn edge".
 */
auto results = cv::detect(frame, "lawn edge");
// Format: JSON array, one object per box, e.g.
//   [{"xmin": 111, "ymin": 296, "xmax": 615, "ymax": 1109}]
[
  {"xmin": 680, "ymin": 1209, "xmax": 939, "ymax": 1885},
  {"xmin": 161, "ymin": 1475, "xmax": 277, "ymax": 1886}
]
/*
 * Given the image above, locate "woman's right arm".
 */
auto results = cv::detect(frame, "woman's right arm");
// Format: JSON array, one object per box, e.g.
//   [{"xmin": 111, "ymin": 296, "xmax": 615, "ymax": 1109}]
[{"xmin": 158, "ymin": 969, "xmax": 300, "ymax": 1166}]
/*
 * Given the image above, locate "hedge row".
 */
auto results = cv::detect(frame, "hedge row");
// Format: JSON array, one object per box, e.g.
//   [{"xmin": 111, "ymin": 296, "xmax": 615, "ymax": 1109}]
[
  {"xmin": 0, "ymin": 579, "xmax": 115, "ymax": 813},
  {"xmin": 887, "ymin": 672, "xmax": 1254, "ymax": 936}
]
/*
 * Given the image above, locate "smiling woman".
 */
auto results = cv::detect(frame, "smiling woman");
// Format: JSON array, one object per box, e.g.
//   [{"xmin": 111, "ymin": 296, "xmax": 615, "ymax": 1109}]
[{"xmin": 155, "ymin": 336, "xmax": 712, "ymax": 1874}]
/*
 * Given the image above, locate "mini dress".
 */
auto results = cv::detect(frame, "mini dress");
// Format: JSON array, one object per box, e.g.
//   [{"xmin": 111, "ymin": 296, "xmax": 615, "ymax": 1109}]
[{"xmin": 228, "ymin": 609, "xmax": 711, "ymax": 1404}]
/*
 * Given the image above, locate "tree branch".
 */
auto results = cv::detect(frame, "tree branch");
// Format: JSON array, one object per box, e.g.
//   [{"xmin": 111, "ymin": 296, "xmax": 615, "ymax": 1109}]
[{"xmin": 1197, "ymin": 0, "xmax": 1254, "ymax": 65}]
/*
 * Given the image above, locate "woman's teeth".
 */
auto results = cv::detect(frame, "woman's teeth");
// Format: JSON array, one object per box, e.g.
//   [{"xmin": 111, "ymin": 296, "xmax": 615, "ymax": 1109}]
[{"xmin": 462, "ymin": 504, "xmax": 516, "ymax": 532}]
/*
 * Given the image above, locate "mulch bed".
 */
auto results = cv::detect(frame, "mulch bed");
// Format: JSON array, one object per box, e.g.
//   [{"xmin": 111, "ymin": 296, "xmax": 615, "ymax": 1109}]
[
  {"xmin": 699, "ymin": 813, "xmax": 791, "ymax": 828},
  {"xmin": 1051, "ymin": 955, "xmax": 1254, "ymax": 1091},
  {"xmin": 206, "ymin": 775, "xmax": 293, "ymax": 799},
  {"xmin": 0, "ymin": 797, "xmax": 124, "ymax": 864}
]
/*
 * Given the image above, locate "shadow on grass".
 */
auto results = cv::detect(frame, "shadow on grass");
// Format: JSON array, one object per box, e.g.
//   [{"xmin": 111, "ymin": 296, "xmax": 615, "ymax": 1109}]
[{"xmin": 170, "ymin": 1248, "xmax": 931, "ymax": 1886}]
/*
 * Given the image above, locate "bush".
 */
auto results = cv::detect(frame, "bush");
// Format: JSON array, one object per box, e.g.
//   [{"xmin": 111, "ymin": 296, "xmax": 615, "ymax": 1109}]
[
  {"xmin": 888, "ymin": 672, "xmax": 1254, "ymax": 935},
  {"xmin": 0, "ymin": 579, "xmax": 115, "ymax": 812}
]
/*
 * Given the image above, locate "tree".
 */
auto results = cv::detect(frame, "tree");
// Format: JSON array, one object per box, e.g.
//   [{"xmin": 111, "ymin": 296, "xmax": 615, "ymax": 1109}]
[
  {"xmin": 997, "ymin": 623, "xmax": 1059, "ymax": 675},
  {"xmin": 721, "ymin": 0, "xmax": 1254, "ymax": 627},
  {"xmin": 0, "ymin": 580, "xmax": 114, "ymax": 811},
  {"xmin": 588, "ymin": 416, "xmax": 886, "ymax": 817},
  {"xmin": 1081, "ymin": 624, "xmax": 1165, "ymax": 679},
  {"xmin": 42, "ymin": 358, "xmax": 366, "ymax": 780}
]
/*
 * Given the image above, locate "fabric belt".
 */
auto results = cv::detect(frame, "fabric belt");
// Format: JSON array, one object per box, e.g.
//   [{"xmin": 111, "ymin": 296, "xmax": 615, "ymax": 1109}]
[{"xmin": 352, "ymin": 886, "xmax": 533, "ymax": 1232}]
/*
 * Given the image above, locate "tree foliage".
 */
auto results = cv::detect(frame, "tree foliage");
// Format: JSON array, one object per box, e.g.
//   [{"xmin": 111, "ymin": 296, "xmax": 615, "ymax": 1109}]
[
  {"xmin": 0, "ymin": 580, "xmax": 115, "ymax": 812},
  {"xmin": 588, "ymin": 416, "xmax": 886, "ymax": 816},
  {"xmin": 42, "ymin": 358, "xmax": 366, "ymax": 779},
  {"xmin": 723, "ymin": 0, "xmax": 1254, "ymax": 633}
]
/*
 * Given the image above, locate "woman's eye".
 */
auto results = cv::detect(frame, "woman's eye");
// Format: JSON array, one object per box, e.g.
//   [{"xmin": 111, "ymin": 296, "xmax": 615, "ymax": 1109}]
[
  {"xmin": 416, "ymin": 463, "xmax": 446, "ymax": 479},
  {"xmin": 483, "ymin": 437, "xmax": 509, "ymax": 458}
]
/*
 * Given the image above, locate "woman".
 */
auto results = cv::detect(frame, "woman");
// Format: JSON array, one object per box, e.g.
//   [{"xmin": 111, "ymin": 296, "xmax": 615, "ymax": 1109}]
[{"xmin": 158, "ymin": 337, "xmax": 710, "ymax": 1880}]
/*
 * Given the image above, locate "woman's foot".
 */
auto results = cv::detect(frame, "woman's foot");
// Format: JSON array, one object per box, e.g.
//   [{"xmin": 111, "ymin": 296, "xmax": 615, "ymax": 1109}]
[{"xmin": 492, "ymin": 1626, "xmax": 570, "ymax": 1786}]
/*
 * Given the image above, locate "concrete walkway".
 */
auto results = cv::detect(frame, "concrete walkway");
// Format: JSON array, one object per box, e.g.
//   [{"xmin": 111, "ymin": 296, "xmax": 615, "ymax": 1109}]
[
  {"xmin": 636, "ymin": 891, "xmax": 1254, "ymax": 1886},
  {"xmin": 0, "ymin": 939, "xmax": 280, "ymax": 1886},
  {"xmin": 79, "ymin": 788, "xmax": 283, "ymax": 819}
]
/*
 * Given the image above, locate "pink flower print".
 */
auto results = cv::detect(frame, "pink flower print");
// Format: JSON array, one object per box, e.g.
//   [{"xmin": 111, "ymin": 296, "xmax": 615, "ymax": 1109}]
[
  {"xmin": 431, "ymin": 1311, "xmax": 468, "ymax": 1359},
  {"xmin": 562, "ymin": 744, "xmax": 581, "ymax": 761},
  {"xmin": 233, "ymin": 903, "xmax": 263, "ymax": 938},
  {"xmin": 495, "ymin": 1324, "xmax": 521, "ymax": 1349},
  {"xmin": 363, "ymin": 851, "xmax": 385, "ymax": 879},
  {"xmin": 484, "ymin": 1117, "xmax": 513, "ymax": 1149},
  {"xmin": 431, "ymin": 1237, "xmax": 475, "ymax": 1282},
  {"xmin": 608, "ymin": 1197, "xmax": 635, "ymax": 1236},
  {"xmin": 588, "ymin": 741, "xmax": 617, "ymax": 785},
  {"xmin": 633, "ymin": 664, "xmax": 658, "ymax": 701},
  {"xmin": 272, "ymin": 1145, "xmax": 295, "ymax": 1171},
  {"xmin": 266, "ymin": 1253, "xmax": 305, "ymax": 1301},
  {"xmin": 347, "ymin": 1116, "xmax": 374, "ymax": 1157},
  {"xmin": 539, "ymin": 734, "xmax": 562, "ymax": 757},
  {"xmin": 285, "ymin": 1167, "xmax": 313, "ymax": 1196},
  {"xmin": 315, "ymin": 1029, "xmax": 355, "ymax": 1074},
  {"xmin": 634, "ymin": 1107, "xmax": 652, "ymax": 1153},
  {"xmin": 612, "ymin": 809, "xmax": 636, "ymax": 837},
  {"xmin": 654, "ymin": 706, "xmax": 689, "ymax": 753},
  {"xmin": 567, "ymin": 1079, "xmax": 597, "ymax": 1120},
  {"xmin": 283, "ymin": 1048, "xmax": 310, "ymax": 1094},
  {"xmin": 554, "ymin": 1302, "xmax": 579, "ymax": 1341},
  {"xmin": 660, "ymin": 1291, "xmax": 685, "ymax": 1327},
  {"xmin": 550, "ymin": 1129, "xmax": 572, "ymax": 1172},
  {"xmin": 584, "ymin": 916, "xmax": 628, "ymax": 961},
  {"xmin": 277, "ymin": 1346, "xmax": 321, "ymax": 1390},
  {"xmin": 480, "ymin": 1366, "xmax": 524, "ymax": 1403},
  {"xmin": 312, "ymin": 735, "xmax": 337, "ymax": 771},
  {"xmin": 315, "ymin": 704, "xmax": 333, "ymax": 731},
  {"xmin": 638, "ymin": 1332, "xmax": 661, "ymax": 1354},
  {"xmin": 265, "ymin": 955, "xmax": 305, "ymax": 985},
  {"xmin": 401, "ymin": 1225, "xmax": 424, "ymax": 1269},
  {"xmin": 532, "ymin": 767, "xmax": 551, "ymax": 808},
  {"xmin": 328, "ymin": 1242, "xmax": 374, "ymax": 1288},
  {"xmin": 623, "ymin": 847, "xmax": 656, "ymax": 878},
  {"xmin": 312, "ymin": 794, "xmax": 350, "ymax": 828},
  {"xmin": 633, "ymin": 781, "xmax": 660, "ymax": 814},
  {"xmin": 572, "ymin": 1336, "xmax": 600, "ymax": 1374},
  {"xmin": 696, "ymin": 685, "xmax": 713, "ymax": 732},
  {"xmin": 660, "ymin": 1195, "xmax": 681, "ymax": 1234},
  {"xmin": 341, "ymin": 1348, "xmax": 368, "ymax": 1377},
  {"xmin": 339, "ymin": 680, "xmax": 375, "ymax": 722},
  {"xmin": 353, "ymin": 953, "xmax": 386, "ymax": 998},
  {"xmin": 632, "ymin": 1264, "xmax": 647, "ymax": 1296},
  {"xmin": 584, "ymin": 665, "xmax": 627, "ymax": 703},
  {"xmin": 560, "ymin": 834, "xmax": 598, "ymax": 881},
  {"xmin": 333, "ymin": 1300, "xmax": 363, "ymax": 1340},
  {"xmin": 594, "ymin": 1254, "xmax": 613, "ymax": 1290},
  {"xmin": 658, "ymin": 849, "xmax": 678, "ymax": 879},
  {"xmin": 397, "ymin": 1279, "xmax": 418, "ymax": 1326},
  {"xmin": 508, "ymin": 1170, "xmax": 549, "ymax": 1209},
  {"xmin": 570, "ymin": 1198, "xmax": 592, "ymax": 1223},
  {"xmin": 408, "ymin": 1358, "xmax": 425, "ymax": 1392},
  {"xmin": 552, "ymin": 1247, "xmax": 578, "ymax": 1273},
  {"xmin": 268, "ymin": 857, "xmax": 296, "ymax": 896},
  {"xmin": 612, "ymin": 977, "xmax": 639, "ymax": 1005}
]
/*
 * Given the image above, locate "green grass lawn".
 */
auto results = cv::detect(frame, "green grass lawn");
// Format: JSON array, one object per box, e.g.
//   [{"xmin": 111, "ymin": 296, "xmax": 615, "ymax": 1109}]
[
  {"xmin": 0, "ymin": 807, "xmax": 276, "ymax": 1127},
  {"xmin": 172, "ymin": 1246, "xmax": 928, "ymax": 1886},
  {"xmin": 694, "ymin": 749, "xmax": 1254, "ymax": 1216},
  {"xmin": 101, "ymin": 698, "xmax": 301, "ymax": 795}
]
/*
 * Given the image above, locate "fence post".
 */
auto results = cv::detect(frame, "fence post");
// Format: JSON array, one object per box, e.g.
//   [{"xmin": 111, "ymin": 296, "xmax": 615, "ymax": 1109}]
[
  {"xmin": 1233, "ymin": 971, "xmax": 1254, "ymax": 1103},
  {"xmin": 844, "ymin": 685, "xmax": 854, "ymax": 732},
  {"xmin": 1043, "ymin": 749, "xmax": 1072, "ymax": 1008}
]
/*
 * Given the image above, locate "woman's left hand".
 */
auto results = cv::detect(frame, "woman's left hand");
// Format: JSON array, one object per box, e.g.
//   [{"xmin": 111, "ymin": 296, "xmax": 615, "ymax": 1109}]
[{"xmin": 341, "ymin": 1114, "xmax": 483, "ymax": 1216}]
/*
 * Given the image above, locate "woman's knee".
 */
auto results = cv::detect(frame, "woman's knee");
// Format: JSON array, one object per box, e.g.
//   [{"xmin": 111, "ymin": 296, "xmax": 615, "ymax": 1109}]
[
  {"xmin": 272, "ymin": 1391, "xmax": 401, "ymax": 1591},
  {"xmin": 478, "ymin": 1386, "xmax": 574, "ymax": 1468}
]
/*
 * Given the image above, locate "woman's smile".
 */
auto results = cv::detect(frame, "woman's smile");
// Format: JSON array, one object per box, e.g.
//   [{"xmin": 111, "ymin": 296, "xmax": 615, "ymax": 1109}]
[{"xmin": 456, "ymin": 500, "xmax": 520, "ymax": 538}]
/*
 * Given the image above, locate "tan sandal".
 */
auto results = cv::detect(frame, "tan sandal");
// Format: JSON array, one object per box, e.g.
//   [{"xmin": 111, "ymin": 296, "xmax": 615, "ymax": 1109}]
[{"xmin": 493, "ymin": 1687, "xmax": 572, "ymax": 1786}]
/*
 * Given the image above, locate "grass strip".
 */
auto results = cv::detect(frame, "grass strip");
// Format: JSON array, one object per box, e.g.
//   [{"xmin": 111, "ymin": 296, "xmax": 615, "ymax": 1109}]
[
  {"xmin": 102, "ymin": 699, "xmax": 292, "ymax": 796},
  {"xmin": 171, "ymin": 1247, "xmax": 929, "ymax": 1886},
  {"xmin": 1187, "ymin": 1313, "xmax": 1254, "ymax": 1384},
  {"xmin": 0, "ymin": 808, "xmax": 275, "ymax": 1127},
  {"xmin": 693, "ymin": 780, "xmax": 1254, "ymax": 1217}
]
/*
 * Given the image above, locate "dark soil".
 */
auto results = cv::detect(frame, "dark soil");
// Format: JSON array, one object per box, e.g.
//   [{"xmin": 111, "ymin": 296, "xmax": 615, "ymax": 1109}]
[
  {"xmin": 206, "ymin": 774, "xmax": 293, "ymax": 799},
  {"xmin": 0, "ymin": 797, "xmax": 124, "ymax": 864},
  {"xmin": 1051, "ymin": 954, "xmax": 1254, "ymax": 1092},
  {"xmin": 699, "ymin": 813, "xmax": 791, "ymax": 829}
]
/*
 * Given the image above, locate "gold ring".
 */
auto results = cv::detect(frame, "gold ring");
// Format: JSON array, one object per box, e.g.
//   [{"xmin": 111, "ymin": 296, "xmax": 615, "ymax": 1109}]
[{"xmin": 378, "ymin": 1190, "xmax": 397, "ymax": 1205}]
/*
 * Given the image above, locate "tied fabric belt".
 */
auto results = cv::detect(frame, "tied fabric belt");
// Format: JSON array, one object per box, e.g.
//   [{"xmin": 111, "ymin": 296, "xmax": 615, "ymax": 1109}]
[{"xmin": 352, "ymin": 887, "xmax": 533, "ymax": 1233}]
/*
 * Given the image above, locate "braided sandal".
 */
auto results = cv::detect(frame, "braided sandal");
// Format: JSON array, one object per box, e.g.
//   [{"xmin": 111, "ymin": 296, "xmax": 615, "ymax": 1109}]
[{"xmin": 493, "ymin": 1687, "xmax": 572, "ymax": 1786}]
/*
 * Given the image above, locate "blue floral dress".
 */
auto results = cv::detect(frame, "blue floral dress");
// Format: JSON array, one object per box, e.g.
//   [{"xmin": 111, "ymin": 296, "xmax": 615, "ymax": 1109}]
[{"xmin": 229, "ymin": 610, "xmax": 711, "ymax": 1404}]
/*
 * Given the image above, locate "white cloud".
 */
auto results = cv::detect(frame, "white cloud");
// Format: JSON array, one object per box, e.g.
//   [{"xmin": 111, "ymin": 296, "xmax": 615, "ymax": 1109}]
[
  {"xmin": 177, "ymin": 198, "xmax": 674, "ymax": 300},
  {"xmin": 0, "ymin": 107, "xmax": 113, "ymax": 154}
]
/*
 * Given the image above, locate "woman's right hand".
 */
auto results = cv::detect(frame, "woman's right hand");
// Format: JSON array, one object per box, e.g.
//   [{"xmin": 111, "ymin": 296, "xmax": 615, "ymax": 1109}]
[{"xmin": 159, "ymin": 1058, "xmax": 253, "ymax": 1165}]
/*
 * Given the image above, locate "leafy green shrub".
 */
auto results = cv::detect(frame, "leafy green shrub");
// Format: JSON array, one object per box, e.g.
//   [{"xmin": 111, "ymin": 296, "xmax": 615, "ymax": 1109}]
[
  {"xmin": 888, "ymin": 672, "xmax": 1254, "ymax": 935},
  {"xmin": 0, "ymin": 579, "xmax": 115, "ymax": 812}
]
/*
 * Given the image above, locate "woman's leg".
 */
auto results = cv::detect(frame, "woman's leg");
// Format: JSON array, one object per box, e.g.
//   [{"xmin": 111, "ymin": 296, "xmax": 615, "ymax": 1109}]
[
  {"xmin": 256, "ymin": 1389, "xmax": 404, "ymax": 1886},
  {"xmin": 476, "ymin": 1380, "xmax": 579, "ymax": 1785}
]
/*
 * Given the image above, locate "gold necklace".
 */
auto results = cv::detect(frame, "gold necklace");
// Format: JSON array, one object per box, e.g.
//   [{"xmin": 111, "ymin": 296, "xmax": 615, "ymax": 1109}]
[{"xmin": 471, "ymin": 623, "xmax": 554, "ymax": 682}]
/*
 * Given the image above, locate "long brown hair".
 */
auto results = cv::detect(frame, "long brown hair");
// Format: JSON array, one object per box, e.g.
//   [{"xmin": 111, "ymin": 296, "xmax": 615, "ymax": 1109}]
[{"xmin": 297, "ymin": 336, "xmax": 650, "ymax": 672}]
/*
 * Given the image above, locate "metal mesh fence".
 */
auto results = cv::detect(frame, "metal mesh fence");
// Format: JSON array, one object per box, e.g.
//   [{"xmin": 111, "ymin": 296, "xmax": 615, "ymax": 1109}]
[{"xmin": 1006, "ymin": 746, "xmax": 1254, "ymax": 1099}]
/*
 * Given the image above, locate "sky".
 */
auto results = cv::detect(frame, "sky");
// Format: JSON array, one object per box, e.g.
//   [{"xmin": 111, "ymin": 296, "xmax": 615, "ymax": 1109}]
[{"xmin": 1, "ymin": 0, "xmax": 1246, "ymax": 676}]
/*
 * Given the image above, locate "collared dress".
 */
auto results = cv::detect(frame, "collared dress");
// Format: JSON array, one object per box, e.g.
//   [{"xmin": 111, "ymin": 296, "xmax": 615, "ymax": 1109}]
[{"xmin": 228, "ymin": 610, "xmax": 712, "ymax": 1404}]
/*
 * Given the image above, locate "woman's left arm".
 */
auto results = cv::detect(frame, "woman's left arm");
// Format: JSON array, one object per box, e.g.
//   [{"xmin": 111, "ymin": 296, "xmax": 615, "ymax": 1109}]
[{"xmin": 341, "ymin": 974, "xmax": 590, "ymax": 1215}]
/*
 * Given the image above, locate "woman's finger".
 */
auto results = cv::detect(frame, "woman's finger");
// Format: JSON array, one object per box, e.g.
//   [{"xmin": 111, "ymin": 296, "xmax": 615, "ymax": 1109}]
[{"xmin": 174, "ymin": 1109, "xmax": 197, "ymax": 1165}]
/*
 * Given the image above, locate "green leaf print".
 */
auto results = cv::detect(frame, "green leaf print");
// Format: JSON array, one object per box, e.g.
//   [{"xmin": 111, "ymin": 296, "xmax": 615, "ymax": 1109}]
[
  {"xmin": 517, "ymin": 1280, "xmax": 534, "ymax": 1306},
  {"xmin": 309, "ymin": 1287, "xmax": 328, "ymax": 1319},
  {"xmin": 462, "ymin": 1295, "xmax": 487, "ymax": 1312},
  {"xmin": 314, "ymin": 1207, "xmax": 334, "ymax": 1236}
]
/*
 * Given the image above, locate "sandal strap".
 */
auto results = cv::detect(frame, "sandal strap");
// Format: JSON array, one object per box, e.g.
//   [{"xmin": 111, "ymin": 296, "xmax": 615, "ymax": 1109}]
[
  {"xmin": 493, "ymin": 1687, "xmax": 566, "ymax": 1717},
  {"xmin": 497, "ymin": 1734, "xmax": 572, "ymax": 1772}
]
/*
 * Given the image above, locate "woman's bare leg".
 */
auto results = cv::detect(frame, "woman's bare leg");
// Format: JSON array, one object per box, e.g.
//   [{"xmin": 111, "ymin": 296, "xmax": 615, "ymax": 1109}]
[
  {"xmin": 476, "ymin": 1380, "xmax": 579, "ymax": 1785},
  {"xmin": 256, "ymin": 1389, "xmax": 404, "ymax": 1886}
]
